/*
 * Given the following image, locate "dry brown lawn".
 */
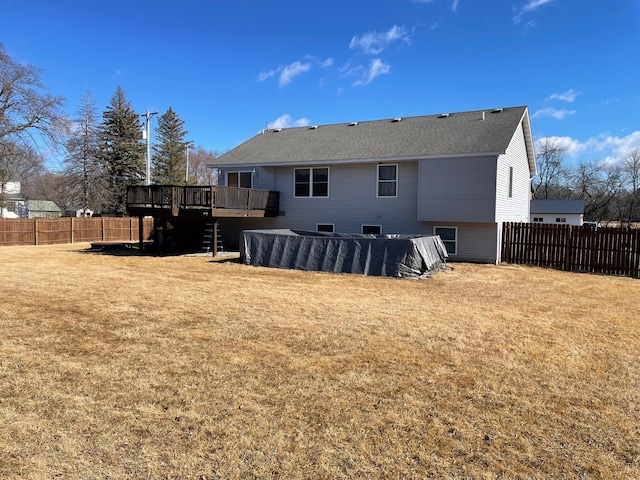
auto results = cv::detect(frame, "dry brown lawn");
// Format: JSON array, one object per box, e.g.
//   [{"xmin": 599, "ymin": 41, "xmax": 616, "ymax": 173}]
[{"xmin": 0, "ymin": 243, "xmax": 638, "ymax": 479}]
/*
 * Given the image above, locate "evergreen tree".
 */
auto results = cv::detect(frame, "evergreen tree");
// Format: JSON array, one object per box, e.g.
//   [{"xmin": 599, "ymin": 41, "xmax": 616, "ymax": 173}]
[
  {"xmin": 152, "ymin": 107, "xmax": 191, "ymax": 184},
  {"xmin": 64, "ymin": 90, "xmax": 104, "ymax": 213},
  {"xmin": 98, "ymin": 86, "xmax": 144, "ymax": 215}
]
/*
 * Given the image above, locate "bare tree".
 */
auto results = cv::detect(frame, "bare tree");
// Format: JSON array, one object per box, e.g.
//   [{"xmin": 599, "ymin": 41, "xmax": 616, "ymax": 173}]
[
  {"xmin": 0, "ymin": 142, "xmax": 44, "ymax": 211},
  {"xmin": 621, "ymin": 150, "xmax": 640, "ymax": 223},
  {"xmin": 0, "ymin": 42, "xmax": 68, "ymax": 209},
  {"xmin": 64, "ymin": 90, "xmax": 105, "ymax": 213},
  {"xmin": 22, "ymin": 170, "xmax": 74, "ymax": 212},
  {"xmin": 188, "ymin": 146, "xmax": 220, "ymax": 185},
  {"xmin": 532, "ymin": 138, "xmax": 569, "ymax": 199},
  {"xmin": 569, "ymin": 160, "xmax": 624, "ymax": 222}
]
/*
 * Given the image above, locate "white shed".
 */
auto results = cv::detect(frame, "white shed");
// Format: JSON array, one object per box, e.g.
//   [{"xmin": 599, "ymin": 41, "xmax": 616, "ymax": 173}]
[{"xmin": 530, "ymin": 199, "xmax": 585, "ymax": 226}]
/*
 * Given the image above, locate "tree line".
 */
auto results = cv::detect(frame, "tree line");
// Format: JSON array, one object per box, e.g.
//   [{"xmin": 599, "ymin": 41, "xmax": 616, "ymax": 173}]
[
  {"xmin": 0, "ymin": 43, "xmax": 218, "ymax": 216},
  {"xmin": 533, "ymin": 138, "xmax": 640, "ymax": 224}
]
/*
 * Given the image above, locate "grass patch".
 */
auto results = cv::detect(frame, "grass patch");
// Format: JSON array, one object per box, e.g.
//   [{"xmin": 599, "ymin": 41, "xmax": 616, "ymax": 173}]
[{"xmin": 0, "ymin": 243, "xmax": 639, "ymax": 478}]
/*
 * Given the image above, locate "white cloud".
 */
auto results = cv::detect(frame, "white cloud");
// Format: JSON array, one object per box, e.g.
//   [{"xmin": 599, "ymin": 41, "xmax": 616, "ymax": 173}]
[
  {"xmin": 514, "ymin": 0, "xmax": 554, "ymax": 24},
  {"xmin": 411, "ymin": 0, "xmax": 434, "ymax": 3},
  {"xmin": 452, "ymin": 0, "xmax": 460, "ymax": 12},
  {"xmin": 257, "ymin": 69, "xmax": 277, "ymax": 82},
  {"xmin": 350, "ymin": 25, "xmax": 412, "ymax": 55},
  {"xmin": 353, "ymin": 59, "xmax": 391, "ymax": 87},
  {"xmin": 532, "ymin": 108, "xmax": 576, "ymax": 120},
  {"xmin": 321, "ymin": 58, "xmax": 334, "ymax": 68},
  {"xmin": 548, "ymin": 89, "xmax": 581, "ymax": 103},
  {"xmin": 259, "ymin": 57, "xmax": 333, "ymax": 87},
  {"xmin": 279, "ymin": 61, "xmax": 312, "ymax": 87},
  {"xmin": 536, "ymin": 131, "xmax": 640, "ymax": 165},
  {"xmin": 267, "ymin": 114, "xmax": 310, "ymax": 130}
]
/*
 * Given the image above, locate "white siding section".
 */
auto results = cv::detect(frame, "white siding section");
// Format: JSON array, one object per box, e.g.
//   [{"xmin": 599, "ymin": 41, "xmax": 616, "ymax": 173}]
[
  {"xmin": 417, "ymin": 156, "xmax": 497, "ymax": 222},
  {"xmin": 530, "ymin": 214, "xmax": 583, "ymax": 226},
  {"xmin": 495, "ymin": 122, "xmax": 531, "ymax": 223}
]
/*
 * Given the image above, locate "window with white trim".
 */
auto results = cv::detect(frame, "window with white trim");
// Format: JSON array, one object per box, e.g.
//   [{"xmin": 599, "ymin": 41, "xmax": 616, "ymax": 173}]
[
  {"xmin": 294, "ymin": 167, "xmax": 329, "ymax": 197},
  {"xmin": 556, "ymin": 217, "xmax": 566, "ymax": 223},
  {"xmin": 316, "ymin": 224, "xmax": 334, "ymax": 233},
  {"xmin": 533, "ymin": 217, "xmax": 543, "ymax": 222},
  {"xmin": 362, "ymin": 225, "xmax": 382, "ymax": 235},
  {"xmin": 377, "ymin": 164, "xmax": 397, "ymax": 197},
  {"xmin": 227, "ymin": 171, "xmax": 252, "ymax": 188},
  {"xmin": 434, "ymin": 226, "xmax": 457, "ymax": 255},
  {"xmin": 508, "ymin": 166, "xmax": 514, "ymax": 198}
]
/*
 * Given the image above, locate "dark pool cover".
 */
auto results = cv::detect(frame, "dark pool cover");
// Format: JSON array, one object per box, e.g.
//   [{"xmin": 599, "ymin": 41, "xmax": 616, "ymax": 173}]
[{"xmin": 240, "ymin": 229, "xmax": 448, "ymax": 278}]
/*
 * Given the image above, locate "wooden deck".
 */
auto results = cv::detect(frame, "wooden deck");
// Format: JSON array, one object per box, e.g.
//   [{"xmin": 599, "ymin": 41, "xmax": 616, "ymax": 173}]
[{"xmin": 126, "ymin": 185, "xmax": 279, "ymax": 219}]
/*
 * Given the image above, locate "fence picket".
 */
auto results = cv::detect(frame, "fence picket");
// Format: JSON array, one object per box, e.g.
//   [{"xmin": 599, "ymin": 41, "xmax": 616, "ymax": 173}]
[
  {"xmin": 502, "ymin": 222, "xmax": 640, "ymax": 279},
  {"xmin": 0, "ymin": 217, "xmax": 153, "ymax": 247}
]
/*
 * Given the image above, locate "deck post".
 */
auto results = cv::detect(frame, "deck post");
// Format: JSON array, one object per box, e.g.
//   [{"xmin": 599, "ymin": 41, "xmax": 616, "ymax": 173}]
[{"xmin": 138, "ymin": 215, "xmax": 144, "ymax": 251}]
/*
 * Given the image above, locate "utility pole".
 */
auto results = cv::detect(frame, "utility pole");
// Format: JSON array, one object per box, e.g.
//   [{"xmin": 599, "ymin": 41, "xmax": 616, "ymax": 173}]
[
  {"xmin": 140, "ymin": 109, "xmax": 158, "ymax": 186},
  {"xmin": 185, "ymin": 145, "xmax": 189, "ymax": 184}
]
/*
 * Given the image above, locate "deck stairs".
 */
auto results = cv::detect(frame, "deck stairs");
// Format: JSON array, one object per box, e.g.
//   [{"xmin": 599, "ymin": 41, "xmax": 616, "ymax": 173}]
[{"xmin": 202, "ymin": 223, "xmax": 223, "ymax": 253}]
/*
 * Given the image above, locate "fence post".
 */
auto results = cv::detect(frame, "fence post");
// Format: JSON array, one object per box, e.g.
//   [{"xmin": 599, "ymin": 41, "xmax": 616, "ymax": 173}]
[
  {"xmin": 70, "ymin": 217, "xmax": 74, "ymax": 244},
  {"xmin": 502, "ymin": 223, "xmax": 511, "ymax": 263},
  {"xmin": 564, "ymin": 225, "xmax": 573, "ymax": 271},
  {"xmin": 34, "ymin": 218, "xmax": 38, "ymax": 245},
  {"xmin": 101, "ymin": 217, "xmax": 105, "ymax": 241}
]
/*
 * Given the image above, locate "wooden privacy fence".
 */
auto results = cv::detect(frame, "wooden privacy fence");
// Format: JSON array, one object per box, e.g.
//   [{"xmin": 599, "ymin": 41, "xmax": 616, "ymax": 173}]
[
  {"xmin": 502, "ymin": 222, "xmax": 640, "ymax": 278},
  {"xmin": 0, "ymin": 217, "xmax": 153, "ymax": 247}
]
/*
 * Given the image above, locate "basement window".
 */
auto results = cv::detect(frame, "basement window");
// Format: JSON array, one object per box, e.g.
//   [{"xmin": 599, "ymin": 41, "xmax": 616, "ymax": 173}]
[
  {"xmin": 434, "ymin": 226, "xmax": 457, "ymax": 256},
  {"xmin": 316, "ymin": 223, "xmax": 334, "ymax": 233},
  {"xmin": 362, "ymin": 225, "xmax": 382, "ymax": 235}
]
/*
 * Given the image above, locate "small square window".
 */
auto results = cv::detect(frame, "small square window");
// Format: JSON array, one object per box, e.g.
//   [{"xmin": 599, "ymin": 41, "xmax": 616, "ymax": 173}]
[
  {"xmin": 533, "ymin": 217, "xmax": 543, "ymax": 222},
  {"xmin": 556, "ymin": 217, "xmax": 566, "ymax": 223}
]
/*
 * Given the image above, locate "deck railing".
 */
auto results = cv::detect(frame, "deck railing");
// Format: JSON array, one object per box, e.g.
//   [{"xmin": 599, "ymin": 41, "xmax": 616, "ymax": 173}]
[{"xmin": 126, "ymin": 185, "xmax": 279, "ymax": 215}]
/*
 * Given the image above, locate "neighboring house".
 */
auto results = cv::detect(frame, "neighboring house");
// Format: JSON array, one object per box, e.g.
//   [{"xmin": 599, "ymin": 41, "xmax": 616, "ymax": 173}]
[
  {"xmin": 65, "ymin": 207, "xmax": 94, "ymax": 217},
  {"xmin": 0, "ymin": 181, "xmax": 24, "ymax": 218},
  {"xmin": 23, "ymin": 200, "xmax": 62, "ymax": 219},
  {"xmin": 530, "ymin": 199, "xmax": 585, "ymax": 226},
  {"xmin": 208, "ymin": 106, "xmax": 537, "ymax": 263}
]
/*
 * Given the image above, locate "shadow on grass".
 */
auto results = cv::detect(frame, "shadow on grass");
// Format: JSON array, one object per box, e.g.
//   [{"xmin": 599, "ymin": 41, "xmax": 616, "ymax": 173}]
[{"xmin": 81, "ymin": 243, "xmax": 242, "ymax": 263}]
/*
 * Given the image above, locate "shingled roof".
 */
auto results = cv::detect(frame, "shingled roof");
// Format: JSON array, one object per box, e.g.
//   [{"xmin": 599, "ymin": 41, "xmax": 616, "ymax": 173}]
[{"xmin": 214, "ymin": 106, "xmax": 536, "ymax": 174}]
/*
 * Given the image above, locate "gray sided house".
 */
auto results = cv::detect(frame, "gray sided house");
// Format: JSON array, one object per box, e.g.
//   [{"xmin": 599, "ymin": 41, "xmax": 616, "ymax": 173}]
[{"xmin": 209, "ymin": 106, "xmax": 537, "ymax": 263}]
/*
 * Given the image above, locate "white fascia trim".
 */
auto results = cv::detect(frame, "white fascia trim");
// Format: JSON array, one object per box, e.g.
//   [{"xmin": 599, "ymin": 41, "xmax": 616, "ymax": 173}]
[{"xmin": 209, "ymin": 152, "xmax": 505, "ymax": 169}]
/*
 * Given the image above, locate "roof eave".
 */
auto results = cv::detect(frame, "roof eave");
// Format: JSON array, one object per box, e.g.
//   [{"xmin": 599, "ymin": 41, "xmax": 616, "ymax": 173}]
[{"xmin": 207, "ymin": 151, "xmax": 505, "ymax": 169}]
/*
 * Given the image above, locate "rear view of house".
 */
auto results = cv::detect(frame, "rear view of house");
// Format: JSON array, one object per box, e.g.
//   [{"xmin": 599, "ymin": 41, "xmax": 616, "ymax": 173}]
[{"xmin": 209, "ymin": 106, "xmax": 537, "ymax": 263}]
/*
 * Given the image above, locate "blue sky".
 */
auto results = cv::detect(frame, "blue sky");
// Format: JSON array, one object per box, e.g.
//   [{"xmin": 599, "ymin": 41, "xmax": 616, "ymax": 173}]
[{"xmin": 3, "ymin": 0, "xmax": 639, "ymax": 167}]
